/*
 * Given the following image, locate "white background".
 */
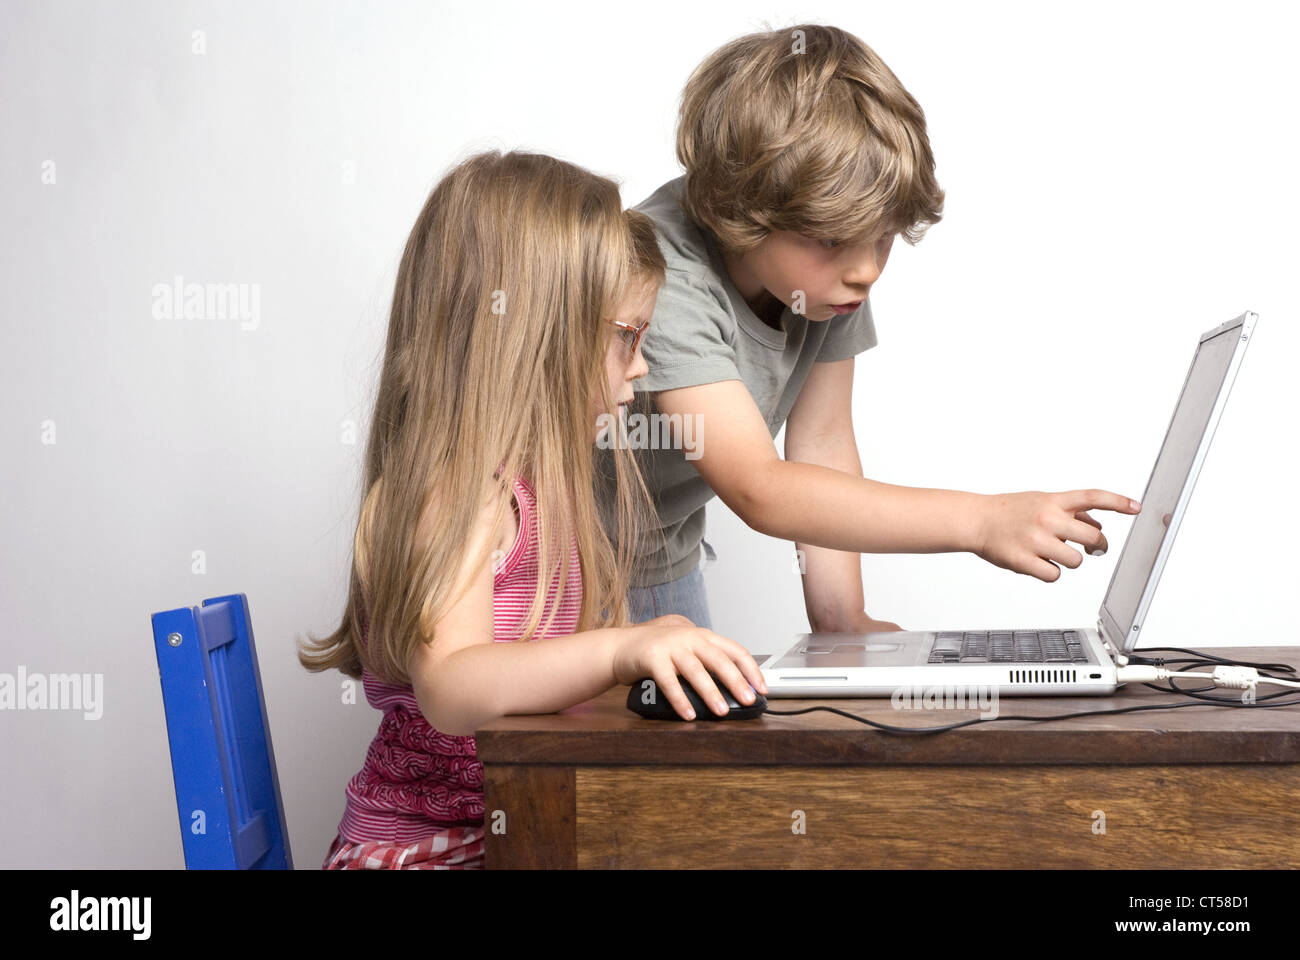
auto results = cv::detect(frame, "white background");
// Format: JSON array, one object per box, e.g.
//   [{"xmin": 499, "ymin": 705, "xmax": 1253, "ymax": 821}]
[{"xmin": 2, "ymin": 0, "xmax": 1296, "ymax": 868}]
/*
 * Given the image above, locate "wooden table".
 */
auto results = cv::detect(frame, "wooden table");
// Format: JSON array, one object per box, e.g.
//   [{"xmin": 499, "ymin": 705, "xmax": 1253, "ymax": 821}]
[{"xmin": 477, "ymin": 646, "xmax": 1300, "ymax": 869}]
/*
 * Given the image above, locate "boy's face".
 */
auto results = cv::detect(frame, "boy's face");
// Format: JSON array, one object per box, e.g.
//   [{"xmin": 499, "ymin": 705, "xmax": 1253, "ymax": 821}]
[{"xmin": 726, "ymin": 230, "xmax": 894, "ymax": 323}]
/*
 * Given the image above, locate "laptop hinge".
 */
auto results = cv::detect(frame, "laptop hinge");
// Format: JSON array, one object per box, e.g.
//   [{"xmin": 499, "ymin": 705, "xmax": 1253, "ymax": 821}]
[{"xmin": 1098, "ymin": 618, "xmax": 1128, "ymax": 666}]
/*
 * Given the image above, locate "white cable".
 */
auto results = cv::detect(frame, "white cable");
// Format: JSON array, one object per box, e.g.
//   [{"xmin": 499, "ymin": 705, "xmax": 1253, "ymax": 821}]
[{"xmin": 1115, "ymin": 663, "xmax": 1300, "ymax": 691}]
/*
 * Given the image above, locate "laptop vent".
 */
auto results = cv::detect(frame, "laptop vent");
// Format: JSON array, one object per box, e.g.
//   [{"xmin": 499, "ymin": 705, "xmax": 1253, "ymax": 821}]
[{"xmin": 1007, "ymin": 669, "xmax": 1077, "ymax": 684}]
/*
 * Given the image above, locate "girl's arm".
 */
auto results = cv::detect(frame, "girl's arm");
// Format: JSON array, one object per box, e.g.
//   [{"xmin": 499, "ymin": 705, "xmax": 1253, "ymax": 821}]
[{"xmin": 407, "ymin": 487, "xmax": 627, "ymax": 737}]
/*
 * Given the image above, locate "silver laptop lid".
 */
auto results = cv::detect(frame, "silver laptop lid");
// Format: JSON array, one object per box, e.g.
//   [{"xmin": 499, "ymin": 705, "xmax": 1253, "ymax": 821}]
[{"xmin": 1098, "ymin": 311, "xmax": 1257, "ymax": 652}]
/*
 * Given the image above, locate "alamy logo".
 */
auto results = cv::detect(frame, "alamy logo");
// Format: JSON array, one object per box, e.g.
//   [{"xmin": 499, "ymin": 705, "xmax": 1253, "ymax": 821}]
[
  {"xmin": 891, "ymin": 684, "xmax": 999, "ymax": 720},
  {"xmin": 595, "ymin": 411, "xmax": 702, "ymax": 460},
  {"xmin": 0, "ymin": 666, "xmax": 103, "ymax": 720},
  {"xmin": 49, "ymin": 890, "xmax": 151, "ymax": 940},
  {"xmin": 151, "ymin": 274, "xmax": 261, "ymax": 330}
]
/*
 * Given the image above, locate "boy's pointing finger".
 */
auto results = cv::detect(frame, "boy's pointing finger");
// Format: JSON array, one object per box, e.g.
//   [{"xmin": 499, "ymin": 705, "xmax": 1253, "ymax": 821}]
[{"xmin": 1064, "ymin": 489, "xmax": 1141, "ymax": 514}]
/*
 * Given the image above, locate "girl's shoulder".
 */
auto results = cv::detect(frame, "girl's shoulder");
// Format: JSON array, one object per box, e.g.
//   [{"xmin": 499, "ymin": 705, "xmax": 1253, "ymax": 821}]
[
  {"xmin": 410, "ymin": 474, "xmax": 534, "ymax": 596},
  {"xmin": 414, "ymin": 475, "xmax": 519, "ymax": 553}
]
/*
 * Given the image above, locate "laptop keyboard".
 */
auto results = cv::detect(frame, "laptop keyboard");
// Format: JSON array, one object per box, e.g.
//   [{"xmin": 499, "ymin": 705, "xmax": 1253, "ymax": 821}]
[{"xmin": 927, "ymin": 630, "xmax": 1089, "ymax": 664}]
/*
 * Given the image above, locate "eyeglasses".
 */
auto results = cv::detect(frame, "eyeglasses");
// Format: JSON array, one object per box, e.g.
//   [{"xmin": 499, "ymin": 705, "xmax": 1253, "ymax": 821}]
[{"xmin": 608, "ymin": 317, "xmax": 650, "ymax": 360}]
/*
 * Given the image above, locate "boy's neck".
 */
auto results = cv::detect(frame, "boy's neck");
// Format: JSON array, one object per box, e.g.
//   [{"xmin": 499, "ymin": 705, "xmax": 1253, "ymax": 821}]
[
  {"xmin": 752, "ymin": 295, "xmax": 785, "ymax": 330},
  {"xmin": 721, "ymin": 248, "xmax": 785, "ymax": 330}
]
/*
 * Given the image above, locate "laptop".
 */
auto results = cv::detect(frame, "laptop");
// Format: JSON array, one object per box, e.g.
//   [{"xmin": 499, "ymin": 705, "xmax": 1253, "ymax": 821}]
[{"xmin": 758, "ymin": 311, "xmax": 1258, "ymax": 697}]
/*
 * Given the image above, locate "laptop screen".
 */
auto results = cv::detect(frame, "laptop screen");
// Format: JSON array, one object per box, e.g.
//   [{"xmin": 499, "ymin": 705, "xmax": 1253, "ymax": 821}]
[{"xmin": 1100, "ymin": 316, "xmax": 1254, "ymax": 650}]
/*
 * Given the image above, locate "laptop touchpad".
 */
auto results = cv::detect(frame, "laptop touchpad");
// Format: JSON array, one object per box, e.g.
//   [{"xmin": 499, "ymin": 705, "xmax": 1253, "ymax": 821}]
[{"xmin": 775, "ymin": 635, "xmax": 925, "ymax": 668}]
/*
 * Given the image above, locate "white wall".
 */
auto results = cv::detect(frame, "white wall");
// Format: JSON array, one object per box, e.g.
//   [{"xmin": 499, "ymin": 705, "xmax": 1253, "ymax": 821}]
[{"xmin": 1, "ymin": 0, "xmax": 1295, "ymax": 868}]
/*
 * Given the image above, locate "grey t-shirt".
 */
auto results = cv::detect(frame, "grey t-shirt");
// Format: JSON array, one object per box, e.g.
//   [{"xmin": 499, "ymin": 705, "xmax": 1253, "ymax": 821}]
[{"xmin": 600, "ymin": 176, "xmax": 879, "ymax": 588}]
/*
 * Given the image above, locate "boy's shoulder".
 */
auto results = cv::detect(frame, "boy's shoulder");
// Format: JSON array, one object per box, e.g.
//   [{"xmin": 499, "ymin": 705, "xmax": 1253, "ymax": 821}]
[{"xmin": 633, "ymin": 176, "xmax": 723, "ymax": 288}]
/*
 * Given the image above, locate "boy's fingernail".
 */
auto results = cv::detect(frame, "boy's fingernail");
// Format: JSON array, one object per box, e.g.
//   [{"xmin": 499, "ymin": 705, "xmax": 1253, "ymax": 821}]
[{"xmin": 1130, "ymin": 500, "xmax": 1141, "ymax": 511}]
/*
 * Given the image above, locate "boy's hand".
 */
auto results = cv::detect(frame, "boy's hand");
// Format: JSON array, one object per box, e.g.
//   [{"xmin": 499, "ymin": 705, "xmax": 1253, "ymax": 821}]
[
  {"xmin": 973, "ymin": 489, "xmax": 1141, "ymax": 582},
  {"xmin": 831, "ymin": 610, "xmax": 907, "ymax": 634}
]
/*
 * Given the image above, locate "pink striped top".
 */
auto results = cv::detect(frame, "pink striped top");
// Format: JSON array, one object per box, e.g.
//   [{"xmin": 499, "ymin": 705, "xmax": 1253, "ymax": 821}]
[{"xmin": 337, "ymin": 474, "xmax": 583, "ymax": 845}]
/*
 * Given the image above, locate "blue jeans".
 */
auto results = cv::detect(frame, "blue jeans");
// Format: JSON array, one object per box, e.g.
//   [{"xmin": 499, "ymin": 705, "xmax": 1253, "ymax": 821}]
[{"xmin": 626, "ymin": 541, "xmax": 715, "ymax": 630}]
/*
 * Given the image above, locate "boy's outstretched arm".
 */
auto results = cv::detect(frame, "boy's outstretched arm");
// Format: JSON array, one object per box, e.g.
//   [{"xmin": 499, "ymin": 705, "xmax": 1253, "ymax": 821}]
[
  {"xmin": 654, "ymin": 378, "xmax": 1139, "ymax": 583},
  {"xmin": 783, "ymin": 357, "xmax": 905, "ymax": 634}
]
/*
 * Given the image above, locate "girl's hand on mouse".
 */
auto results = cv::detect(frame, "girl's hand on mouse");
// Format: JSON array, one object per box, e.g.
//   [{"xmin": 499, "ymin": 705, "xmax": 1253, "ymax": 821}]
[
  {"xmin": 973, "ymin": 489, "xmax": 1140, "ymax": 583},
  {"xmin": 613, "ymin": 614, "xmax": 767, "ymax": 720}
]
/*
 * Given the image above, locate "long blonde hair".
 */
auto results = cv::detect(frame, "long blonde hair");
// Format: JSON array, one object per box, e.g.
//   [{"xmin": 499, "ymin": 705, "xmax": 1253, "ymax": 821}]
[{"xmin": 298, "ymin": 150, "xmax": 664, "ymax": 684}]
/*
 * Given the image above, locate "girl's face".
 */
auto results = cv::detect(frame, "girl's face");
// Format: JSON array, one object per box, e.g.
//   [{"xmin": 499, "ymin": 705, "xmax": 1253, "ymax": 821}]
[{"xmin": 593, "ymin": 277, "xmax": 656, "ymax": 441}]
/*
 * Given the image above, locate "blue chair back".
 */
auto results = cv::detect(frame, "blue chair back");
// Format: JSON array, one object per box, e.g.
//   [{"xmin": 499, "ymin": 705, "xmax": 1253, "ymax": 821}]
[{"xmin": 150, "ymin": 592, "xmax": 292, "ymax": 869}]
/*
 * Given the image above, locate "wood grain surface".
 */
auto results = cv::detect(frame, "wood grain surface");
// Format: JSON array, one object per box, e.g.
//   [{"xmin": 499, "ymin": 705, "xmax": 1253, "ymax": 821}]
[{"xmin": 479, "ymin": 646, "xmax": 1300, "ymax": 868}]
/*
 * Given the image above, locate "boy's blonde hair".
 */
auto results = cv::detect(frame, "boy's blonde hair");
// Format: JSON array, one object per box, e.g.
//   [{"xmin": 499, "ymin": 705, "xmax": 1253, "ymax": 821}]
[
  {"xmin": 677, "ymin": 24, "xmax": 945, "ymax": 252},
  {"xmin": 298, "ymin": 151, "xmax": 663, "ymax": 684}
]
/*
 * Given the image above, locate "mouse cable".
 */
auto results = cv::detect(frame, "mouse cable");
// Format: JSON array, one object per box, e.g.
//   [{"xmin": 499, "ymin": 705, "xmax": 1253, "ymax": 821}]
[
  {"xmin": 759, "ymin": 695, "xmax": 1300, "ymax": 733},
  {"xmin": 761, "ymin": 684, "xmax": 1300, "ymax": 733}
]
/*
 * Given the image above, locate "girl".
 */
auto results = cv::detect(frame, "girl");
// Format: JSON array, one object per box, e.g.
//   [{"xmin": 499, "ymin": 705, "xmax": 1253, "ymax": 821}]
[{"xmin": 298, "ymin": 150, "xmax": 767, "ymax": 869}]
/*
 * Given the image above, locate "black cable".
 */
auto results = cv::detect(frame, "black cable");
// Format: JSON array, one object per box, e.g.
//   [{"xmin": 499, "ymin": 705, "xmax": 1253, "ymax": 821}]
[
  {"xmin": 1126, "ymin": 645, "xmax": 1297, "ymax": 675},
  {"xmin": 759, "ymin": 696, "xmax": 1300, "ymax": 733},
  {"xmin": 1123, "ymin": 645, "xmax": 1297, "ymax": 702},
  {"xmin": 1134, "ymin": 649, "xmax": 1298, "ymax": 703}
]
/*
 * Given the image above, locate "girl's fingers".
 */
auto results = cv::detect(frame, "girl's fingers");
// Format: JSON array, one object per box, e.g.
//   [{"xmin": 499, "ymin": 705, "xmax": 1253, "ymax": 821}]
[
  {"xmin": 693, "ymin": 643, "xmax": 759, "ymax": 707},
  {"xmin": 701, "ymin": 631, "xmax": 767, "ymax": 694},
  {"xmin": 652, "ymin": 670, "xmax": 696, "ymax": 721},
  {"xmin": 674, "ymin": 655, "xmax": 731, "ymax": 717}
]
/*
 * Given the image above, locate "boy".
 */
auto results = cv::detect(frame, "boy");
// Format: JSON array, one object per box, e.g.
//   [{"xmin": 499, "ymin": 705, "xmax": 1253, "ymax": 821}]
[{"xmin": 602, "ymin": 24, "xmax": 1139, "ymax": 633}]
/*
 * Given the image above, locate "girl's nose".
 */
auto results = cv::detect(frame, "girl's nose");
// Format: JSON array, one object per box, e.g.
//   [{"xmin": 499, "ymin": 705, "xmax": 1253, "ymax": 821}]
[{"xmin": 627, "ymin": 347, "xmax": 649, "ymax": 381}]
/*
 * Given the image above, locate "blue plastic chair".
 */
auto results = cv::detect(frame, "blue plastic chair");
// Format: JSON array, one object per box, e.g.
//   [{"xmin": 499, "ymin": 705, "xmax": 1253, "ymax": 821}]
[{"xmin": 150, "ymin": 592, "xmax": 292, "ymax": 869}]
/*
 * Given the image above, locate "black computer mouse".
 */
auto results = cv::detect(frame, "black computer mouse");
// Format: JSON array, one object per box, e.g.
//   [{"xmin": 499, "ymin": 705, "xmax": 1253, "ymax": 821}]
[{"xmin": 626, "ymin": 674, "xmax": 768, "ymax": 721}]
